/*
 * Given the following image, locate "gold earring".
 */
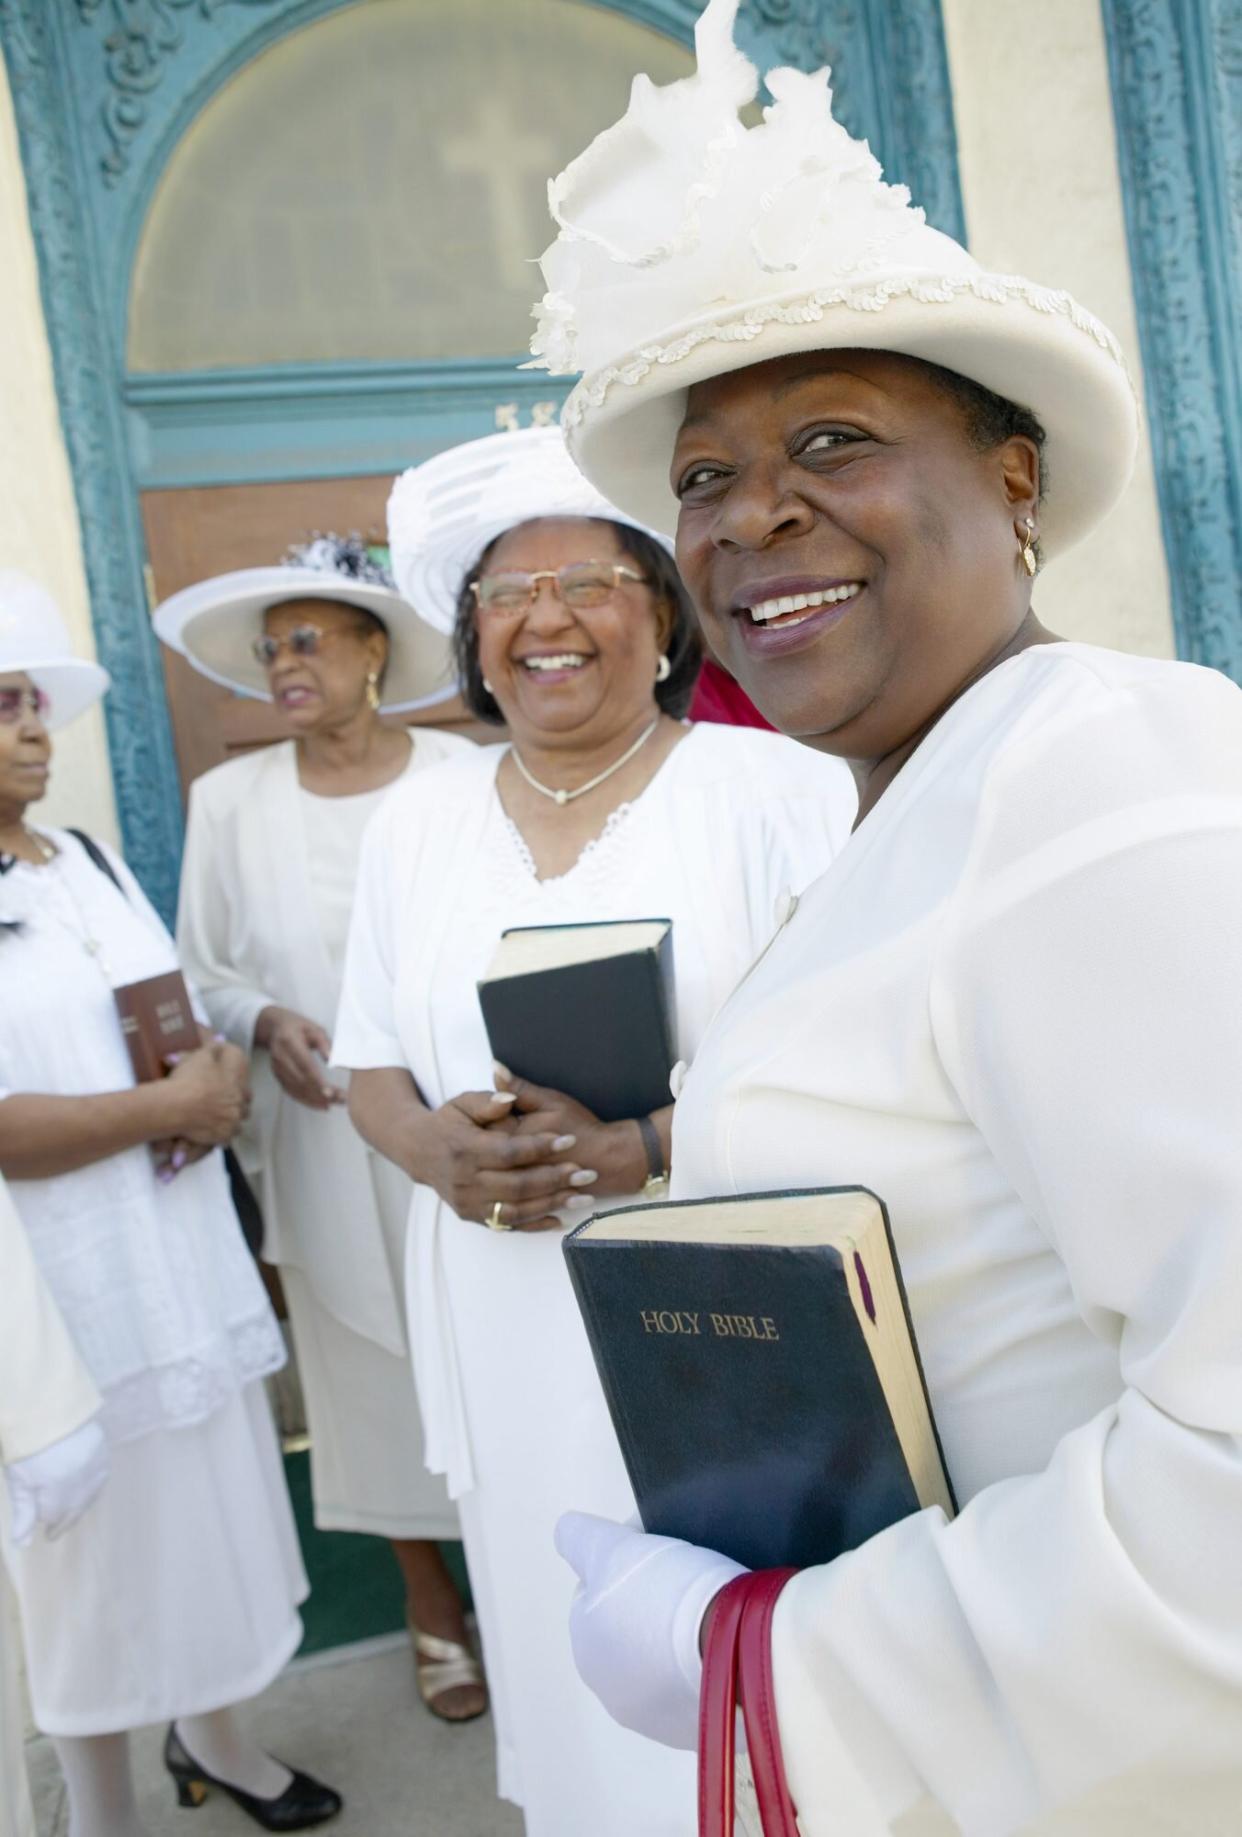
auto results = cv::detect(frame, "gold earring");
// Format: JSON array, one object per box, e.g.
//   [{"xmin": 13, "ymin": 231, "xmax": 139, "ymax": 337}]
[
  {"xmin": 1019, "ymin": 518, "xmax": 1038, "ymax": 577},
  {"xmin": 365, "ymin": 671, "xmax": 381, "ymax": 711},
  {"xmin": 656, "ymin": 654, "xmax": 671, "ymax": 683}
]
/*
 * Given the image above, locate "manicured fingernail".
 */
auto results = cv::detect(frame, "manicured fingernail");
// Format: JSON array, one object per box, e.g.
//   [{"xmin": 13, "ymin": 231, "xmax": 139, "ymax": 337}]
[
  {"xmin": 552, "ymin": 1134, "xmax": 576, "ymax": 1152},
  {"xmin": 492, "ymin": 1090, "xmax": 518, "ymax": 1106},
  {"xmin": 569, "ymin": 1169, "xmax": 599, "ymax": 1187},
  {"xmin": 567, "ymin": 1195, "xmax": 593, "ymax": 1209},
  {"xmin": 212, "ymin": 1032, "xmax": 227, "ymax": 1044},
  {"xmin": 171, "ymin": 1149, "xmax": 187, "ymax": 1171},
  {"xmin": 165, "ymin": 1053, "xmax": 184, "ymax": 1066},
  {"xmin": 156, "ymin": 1167, "xmax": 175, "ymax": 1185},
  {"xmin": 493, "ymin": 1062, "xmax": 512, "ymax": 1083}
]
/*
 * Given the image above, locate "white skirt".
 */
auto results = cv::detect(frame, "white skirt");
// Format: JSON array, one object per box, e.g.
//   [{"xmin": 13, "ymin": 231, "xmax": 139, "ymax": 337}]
[
  {"xmin": 279, "ymin": 1195, "xmax": 457, "ymax": 1542},
  {"xmin": 1, "ymin": 1572, "xmax": 34, "ymax": 1837},
  {"xmin": 1, "ymin": 1383, "xmax": 307, "ymax": 1736}
]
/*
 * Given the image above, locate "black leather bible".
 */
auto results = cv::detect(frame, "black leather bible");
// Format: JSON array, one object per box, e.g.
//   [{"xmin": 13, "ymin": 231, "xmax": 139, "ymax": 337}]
[
  {"xmin": 564, "ymin": 1187, "xmax": 954, "ymax": 1570},
  {"xmin": 477, "ymin": 919, "xmax": 675, "ymax": 1122}
]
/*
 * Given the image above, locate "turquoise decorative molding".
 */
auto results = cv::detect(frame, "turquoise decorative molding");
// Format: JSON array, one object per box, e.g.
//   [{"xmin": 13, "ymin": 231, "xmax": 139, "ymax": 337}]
[
  {"xmin": 1, "ymin": 0, "xmax": 963, "ymax": 919},
  {"xmin": 125, "ymin": 361, "xmax": 572, "ymax": 488},
  {"xmin": 1101, "ymin": 0, "xmax": 1242, "ymax": 681},
  {"xmin": 0, "ymin": 0, "xmax": 185, "ymax": 920}
]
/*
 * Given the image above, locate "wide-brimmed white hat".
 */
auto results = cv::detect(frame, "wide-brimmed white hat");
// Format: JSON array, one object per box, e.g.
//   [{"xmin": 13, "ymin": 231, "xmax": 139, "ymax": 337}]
[
  {"xmin": 153, "ymin": 536, "xmax": 457, "ymax": 713},
  {"xmin": 527, "ymin": 0, "xmax": 1138, "ymax": 558},
  {"xmin": 0, "ymin": 571, "xmax": 110, "ymax": 730},
  {"xmin": 387, "ymin": 425, "xmax": 674, "ymax": 636}
]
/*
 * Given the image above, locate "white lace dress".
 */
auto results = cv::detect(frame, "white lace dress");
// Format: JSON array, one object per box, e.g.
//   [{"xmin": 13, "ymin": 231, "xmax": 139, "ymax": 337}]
[
  {"xmin": 0, "ymin": 832, "xmax": 305, "ymax": 1735},
  {"xmin": 334, "ymin": 723, "xmax": 857, "ymax": 1836}
]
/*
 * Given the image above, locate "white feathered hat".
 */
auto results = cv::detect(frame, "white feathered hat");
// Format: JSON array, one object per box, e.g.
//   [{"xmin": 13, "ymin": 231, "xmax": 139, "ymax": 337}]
[
  {"xmin": 0, "ymin": 572, "xmax": 110, "ymax": 730},
  {"xmin": 153, "ymin": 536, "xmax": 457, "ymax": 713},
  {"xmin": 527, "ymin": 0, "xmax": 1138, "ymax": 556},
  {"xmin": 388, "ymin": 425, "xmax": 675, "ymax": 636}
]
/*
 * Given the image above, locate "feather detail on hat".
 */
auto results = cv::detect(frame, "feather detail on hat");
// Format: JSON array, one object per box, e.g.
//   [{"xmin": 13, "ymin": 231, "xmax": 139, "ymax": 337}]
[{"xmin": 526, "ymin": 0, "xmax": 1138, "ymax": 558}]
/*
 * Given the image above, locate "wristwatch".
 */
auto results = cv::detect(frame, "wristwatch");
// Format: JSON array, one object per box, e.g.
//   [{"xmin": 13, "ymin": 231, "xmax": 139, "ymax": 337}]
[{"xmin": 636, "ymin": 1113, "xmax": 669, "ymax": 1200}]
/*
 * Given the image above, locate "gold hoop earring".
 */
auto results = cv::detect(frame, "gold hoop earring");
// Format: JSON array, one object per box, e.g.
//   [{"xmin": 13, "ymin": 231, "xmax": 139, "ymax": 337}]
[
  {"xmin": 655, "ymin": 654, "xmax": 671, "ymax": 683},
  {"xmin": 1019, "ymin": 518, "xmax": 1038, "ymax": 578},
  {"xmin": 365, "ymin": 671, "xmax": 381, "ymax": 711}
]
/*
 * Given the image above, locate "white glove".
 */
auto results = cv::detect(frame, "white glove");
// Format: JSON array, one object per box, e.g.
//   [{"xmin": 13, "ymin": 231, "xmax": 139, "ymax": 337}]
[
  {"xmin": 555, "ymin": 1509, "xmax": 746, "ymax": 1750},
  {"xmin": 5, "ymin": 1418, "xmax": 110, "ymax": 1547}
]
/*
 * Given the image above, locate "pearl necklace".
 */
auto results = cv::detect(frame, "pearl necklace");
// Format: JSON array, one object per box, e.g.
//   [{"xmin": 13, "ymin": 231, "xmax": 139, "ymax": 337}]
[{"xmin": 509, "ymin": 717, "xmax": 660, "ymax": 807}]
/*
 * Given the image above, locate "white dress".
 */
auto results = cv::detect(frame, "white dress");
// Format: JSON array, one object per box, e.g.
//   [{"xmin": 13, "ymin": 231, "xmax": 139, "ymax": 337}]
[
  {"xmin": 0, "ymin": 1175, "xmax": 100, "ymax": 1836},
  {"xmin": 668, "ymin": 645, "xmax": 1242, "ymax": 1837},
  {"xmin": 0, "ymin": 832, "xmax": 305, "ymax": 1735},
  {"xmin": 333, "ymin": 723, "xmax": 857, "ymax": 1836},
  {"xmin": 177, "ymin": 734, "xmax": 468, "ymax": 1538}
]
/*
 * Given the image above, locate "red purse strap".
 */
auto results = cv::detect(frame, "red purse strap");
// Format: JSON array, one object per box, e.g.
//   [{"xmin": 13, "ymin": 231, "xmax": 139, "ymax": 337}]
[
  {"xmin": 738, "ymin": 1568, "xmax": 801, "ymax": 1837},
  {"xmin": 698, "ymin": 1569, "xmax": 800, "ymax": 1837},
  {"xmin": 698, "ymin": 1573, "xmax": 750, "ymax": 1836}
]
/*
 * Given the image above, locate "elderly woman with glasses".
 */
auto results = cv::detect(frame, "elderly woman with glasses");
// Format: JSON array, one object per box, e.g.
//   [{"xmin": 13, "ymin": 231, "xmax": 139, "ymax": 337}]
[
  {"xmin": 332, "ymin": 426, "xmax": 856, "ymax": 1837},
  {"xmin": 157, "ymin": 540, "xmax": 487, "ymax": 1721},
  {"xmin": 524, "ymin": 6, "xmax": 1242, "ymax": 1834},
  {"xmin": 0, "ymin": 573, "xmax": 340, "ymax": 1834}
]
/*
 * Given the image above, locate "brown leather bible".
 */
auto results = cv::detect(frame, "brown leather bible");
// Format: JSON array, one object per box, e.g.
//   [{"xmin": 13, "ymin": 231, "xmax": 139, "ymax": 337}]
[{"xmin": 113, "ymin": 970, "xmax": 200, "ymax": 1082}]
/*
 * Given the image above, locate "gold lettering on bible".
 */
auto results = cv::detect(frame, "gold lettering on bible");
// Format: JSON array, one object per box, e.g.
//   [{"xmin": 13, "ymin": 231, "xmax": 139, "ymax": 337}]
[{"xmin": 639, "ymin": 1310, "xmax": 779, "ymax": 1341}]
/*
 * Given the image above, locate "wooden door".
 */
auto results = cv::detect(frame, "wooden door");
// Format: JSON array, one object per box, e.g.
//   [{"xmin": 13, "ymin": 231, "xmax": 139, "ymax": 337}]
[{"xmin": 141, "ymin": 475, "xmax": 496, "ymax": 799}]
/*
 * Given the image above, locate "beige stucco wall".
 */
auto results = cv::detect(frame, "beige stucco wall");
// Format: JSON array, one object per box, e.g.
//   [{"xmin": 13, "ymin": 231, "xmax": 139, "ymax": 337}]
[
  {"xmin": 942, "ymin": 0, "xmax": 1173, "ymax": 658},
  {"xmin": 0, "ymin": 61, "xmax": 119, "ymax": 846}
]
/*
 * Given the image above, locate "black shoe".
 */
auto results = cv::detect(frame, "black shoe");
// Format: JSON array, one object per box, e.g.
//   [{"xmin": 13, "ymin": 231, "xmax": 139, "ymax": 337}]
[{"xmin": 164, "ymin": 1723, "xmax": 343, "ymax": 1830}]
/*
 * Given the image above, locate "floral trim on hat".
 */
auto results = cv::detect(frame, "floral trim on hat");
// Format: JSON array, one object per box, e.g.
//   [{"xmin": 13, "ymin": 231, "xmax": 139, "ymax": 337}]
[
  {"xmin": 282, "ymin": 533, "xmax": 396, "ymax": 591},
  {"xmin": 556, "ymin": 270, "xmax": 1132, "ymax": 430}
]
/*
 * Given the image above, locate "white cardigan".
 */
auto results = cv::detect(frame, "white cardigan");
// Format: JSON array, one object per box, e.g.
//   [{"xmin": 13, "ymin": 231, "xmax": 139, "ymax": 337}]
[
  {"xmin": 177, "ymin": 733, "xmax": 471, "ymax": 1351},
  {"xmin": 670, "ymin": 644, "xmax": 1242, "ymax": 1835}
]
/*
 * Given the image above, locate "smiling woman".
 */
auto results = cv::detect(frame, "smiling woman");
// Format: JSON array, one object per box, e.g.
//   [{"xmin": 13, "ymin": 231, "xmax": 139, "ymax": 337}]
[
  {"xmin": 333, "ymin": 425, "xmax": 857, "ymax": 1836},
  {"xmin": 525, "ymin": 4, "xmax": 1242, "ymax": 1833}
]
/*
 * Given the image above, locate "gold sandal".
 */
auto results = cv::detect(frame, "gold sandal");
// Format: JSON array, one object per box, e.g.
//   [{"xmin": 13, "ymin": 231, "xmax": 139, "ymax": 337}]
[{"xmin": 409, "ymin": 1616, "xmax": 488, "ymax": 1724}]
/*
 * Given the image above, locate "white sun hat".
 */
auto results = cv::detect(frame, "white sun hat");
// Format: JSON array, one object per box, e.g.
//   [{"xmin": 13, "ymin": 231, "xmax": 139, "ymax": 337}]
[
  {"xmin": 387, "ymin": 425, "xmax": 675, "ymax": 637},
  {"xmin": 0, "ymin": 572, "xmax": 110, "ymax": 730},
  {"xmin": 152, "ymin": 535, "xmax": 458, "ymax": 713},
  {"xmin": 527, "ymin": 0, "xmax": 1139, "ymax": 558}
]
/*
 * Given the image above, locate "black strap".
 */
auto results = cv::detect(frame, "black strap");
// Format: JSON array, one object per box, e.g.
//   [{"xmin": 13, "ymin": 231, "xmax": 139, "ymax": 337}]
[{"xmin": 67, "ymin": 827, "xmax": 127, "ymax": 899}]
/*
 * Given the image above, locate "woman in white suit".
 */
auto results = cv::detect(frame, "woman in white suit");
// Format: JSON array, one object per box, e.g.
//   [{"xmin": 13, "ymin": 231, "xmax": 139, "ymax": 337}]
[
  {"xmin": 531, "ymin": 8, "xmax": 1242, "ymax": 1834},
  {"xmin": 162, "ymin": 539, "xmax": 484, "ymax": 1720}
]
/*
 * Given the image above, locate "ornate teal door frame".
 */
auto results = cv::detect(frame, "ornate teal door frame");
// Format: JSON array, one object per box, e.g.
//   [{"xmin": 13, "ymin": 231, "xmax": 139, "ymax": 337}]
[
  {"xmin": 1101, "ymin": 0, "xmax": 1242, "ymax": 682},
  {"xmin": 0, "ymin": 0, "xmax": 962, "ymax": 919}
]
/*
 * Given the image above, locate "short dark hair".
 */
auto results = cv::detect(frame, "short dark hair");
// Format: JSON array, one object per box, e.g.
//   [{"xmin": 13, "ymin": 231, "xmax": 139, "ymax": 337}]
[
  {"xmin": 451, "ymin": 519, "xmax": 702, "ymax": 725},
  {"xmin": 918, "ymin": 358, "xmax": 1048, "ymax": 498}
]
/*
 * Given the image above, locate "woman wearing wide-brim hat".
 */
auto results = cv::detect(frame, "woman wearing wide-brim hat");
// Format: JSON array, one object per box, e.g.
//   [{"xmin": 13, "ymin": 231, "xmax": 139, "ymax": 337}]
[
  {"xmin": 532, "ymin": 4, "xmax": 1242, "ymax": 1833},
  {"xmin": 0, "ymin": 570, "xmax": 341, "ymax": 1832},
  {"xmin": 159, "ymin": 539, "xmax": 486, "ymax": 1722}
]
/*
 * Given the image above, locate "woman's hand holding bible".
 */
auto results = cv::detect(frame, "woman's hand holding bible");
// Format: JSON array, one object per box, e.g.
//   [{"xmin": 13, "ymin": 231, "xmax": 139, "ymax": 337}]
[{"xmin": 409, "ymin": 1088, "xmax": 593, "ymax": 1232}]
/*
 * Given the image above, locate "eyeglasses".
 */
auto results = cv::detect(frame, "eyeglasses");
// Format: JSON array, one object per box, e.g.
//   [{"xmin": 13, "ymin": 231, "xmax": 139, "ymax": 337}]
[
  {"xmin": 469, "ymin": 562, "xmax": 648, "ymax": 619},
  {"xmin": 251, "ymin": 624, "xmax": 361, "ymax": 667},
  {"xmin": 0, "ymin": 687, "xmax": 50, "ymax": 726}
]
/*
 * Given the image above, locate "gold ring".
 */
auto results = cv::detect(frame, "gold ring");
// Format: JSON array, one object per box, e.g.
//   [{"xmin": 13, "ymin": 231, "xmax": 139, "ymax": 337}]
[{"xmin": 486, "ymin": 1201, "xmax": 512, "ymax": 1232}]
